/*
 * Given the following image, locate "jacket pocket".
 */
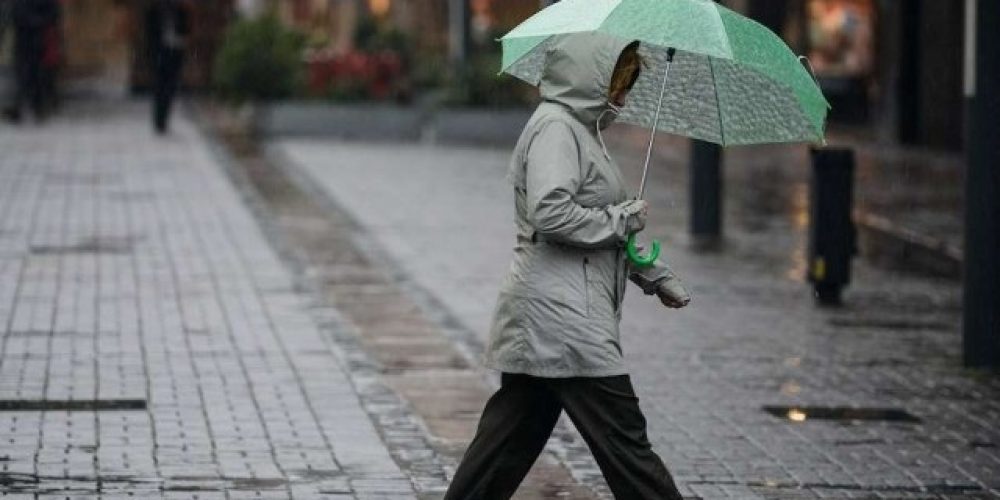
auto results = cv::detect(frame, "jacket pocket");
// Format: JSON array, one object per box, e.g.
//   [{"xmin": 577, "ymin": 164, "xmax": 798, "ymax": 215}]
[{"xmin": 582, "ymin": 256, "xmax": 591, "ymax": 317}]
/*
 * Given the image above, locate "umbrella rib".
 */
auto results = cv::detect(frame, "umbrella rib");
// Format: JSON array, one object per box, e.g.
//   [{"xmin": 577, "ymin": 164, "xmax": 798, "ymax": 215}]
[{"xmin": 707, "ymin": 55, "xmax": 726, "ymax": 146}]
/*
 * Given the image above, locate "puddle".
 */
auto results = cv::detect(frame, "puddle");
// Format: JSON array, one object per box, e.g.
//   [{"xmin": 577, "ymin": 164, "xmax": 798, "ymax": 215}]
[
  {"xmin": 45, "ymin": 172, "xmax": 110, "ymax": 185},
  {"xmin": 107, "ymin": 191, "xmax": 156, "ymax": 203},
  {"xmin": 969, "ymin": 440, "xmax": 996, "ymax": 449},
  {"xmin": 0, "ymin": 471, "xmax": 303, "ymax": 495},
  {"xmin": 30, "ymin": 235, "xmax": 142, "ymax": 255},
  {"xmin": 0, "ymin": 399, "xmax": 147, "ymax": 411},
  {"xmin": 832, "ymin": 438, "xmax": 887, "ymax": 446},
  {"xmin": 828, "ymin": 316, "xmax": 952, "ymax": 331},
  {"xmin": 5, "ymin": 330, "xmax": 90, "ymax": 338},
  {"xmin": 287, "ymin": 469, "xmax": 344, "ymax": 481},
  {"xmin": 229, "ymin": 477, "xmax": 288, "ymax": 490},
  {"xmin": 763, "ymin": 405, "xmax": 921, "ymax": 423},
  {"xmin": 0, "ymin": 473, "xmax": 163, "ymax": 494},
  {"xmin": 163, "ymin": 483, "xmax": 225, "ymax": 492}
]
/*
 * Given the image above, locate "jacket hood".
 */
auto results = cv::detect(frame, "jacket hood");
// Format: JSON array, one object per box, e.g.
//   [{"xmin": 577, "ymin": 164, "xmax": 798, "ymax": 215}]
[{"xmin": 539, "ymin": 32, "xmax": 636, "ymax": 130}]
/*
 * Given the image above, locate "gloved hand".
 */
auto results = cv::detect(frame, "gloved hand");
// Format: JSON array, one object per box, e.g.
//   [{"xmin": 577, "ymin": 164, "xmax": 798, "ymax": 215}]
[
  {"xmin": 656, "ymin": 274, "xmax": 691, "ymax": 309},
  {"xmin": 617, "ymin": 199, "xmax": 648, "ymax": 233}
]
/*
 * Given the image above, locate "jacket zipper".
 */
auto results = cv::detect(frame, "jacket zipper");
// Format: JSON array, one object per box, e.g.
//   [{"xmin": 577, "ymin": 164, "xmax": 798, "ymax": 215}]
[{"xmin": 614, "ymin": 250, "xmax": 622, "ymax": 313}]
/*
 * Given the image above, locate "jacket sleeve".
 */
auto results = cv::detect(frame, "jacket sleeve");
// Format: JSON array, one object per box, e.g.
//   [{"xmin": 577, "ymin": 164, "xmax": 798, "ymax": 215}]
[
  {"xmin": 629, "ymin": 256, "xmax": 692, "ymax": 307},
  {"xmin": 628, "ymin": 257, "xmax": 675, "ymax": 295},
  {"xmin": 525, "ymin": 120, "xmax": 636, "ymax": 249}
]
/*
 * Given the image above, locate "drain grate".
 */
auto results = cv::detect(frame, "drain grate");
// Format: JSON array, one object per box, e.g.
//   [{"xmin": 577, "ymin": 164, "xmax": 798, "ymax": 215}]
[
  {"xmin": 7, "ymin": 330, "xmax": 57, "ymax": 338},
  {"xmin": 0, "ymin": 399, "xmax": 146, "ymax": 411},
  {"xmin": 969, "ymin": 440, "xmax": 996, "ymax": 449},
  {"xmin": 30, "ymin": 235, "xmax": 141, "ymax": 256},
  {"xmin": 763, "ymin": 405, "xmax": 921, "ymax": 423},
  {"xmin": 107, "ymin": 191, "xmax": 156, "ymax": 203},
  {"xmin": 828, "ymin": 316, "xmax": 951, "ymax": 330}
]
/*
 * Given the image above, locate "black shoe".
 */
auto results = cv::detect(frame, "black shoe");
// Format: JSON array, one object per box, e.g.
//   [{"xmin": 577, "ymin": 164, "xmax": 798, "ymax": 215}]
[
  {"xmin": 2, "ymin": 108, "xmax": 21, "ymax": 124},
  {"xmin": 154, "ymin": 117, "xmax": 169, "ymax": 135}
]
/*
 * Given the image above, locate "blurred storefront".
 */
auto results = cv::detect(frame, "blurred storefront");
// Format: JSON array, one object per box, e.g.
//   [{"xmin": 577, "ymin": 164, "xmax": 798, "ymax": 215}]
[
  {"xmin": 257, "ymin": 0, "xmax": 537, "ymax": 57},
  {"xmin": 0, "ymin": 0, "xmax": 131, "ymax": 81},
  {"xmin": 254, "ymin": 0, "xmax": 539, "ymax": 103},
  {"xmin": 733, "ymin": 0, "xmax": 966, "ymax": 151},
  {"xmin": 1, "ymin": 0, "xmax": 234, "ymax": 91},
  {"xmin": 60, "ymin": 0, "xmax": 132, "ymax": 80}
]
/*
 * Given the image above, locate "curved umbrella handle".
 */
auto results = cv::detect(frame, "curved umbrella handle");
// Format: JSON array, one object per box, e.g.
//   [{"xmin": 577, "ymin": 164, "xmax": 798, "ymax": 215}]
[{"xmin": 626, "ymin": 233, "xmax": 660, "ymax": 267}]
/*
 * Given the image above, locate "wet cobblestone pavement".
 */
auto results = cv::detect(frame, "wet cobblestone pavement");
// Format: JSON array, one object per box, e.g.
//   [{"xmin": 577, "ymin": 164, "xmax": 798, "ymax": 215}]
[
  {"xmin": 277, "ymin": 129, "xmax": 1000, "ymax": 500},
  {"xmin": 0, "ymin": 102, "xmax": 418, "ymax": 499},
  {"xmin": 0, "ymin": 95, "xmax": 996, "ymax": 500}
]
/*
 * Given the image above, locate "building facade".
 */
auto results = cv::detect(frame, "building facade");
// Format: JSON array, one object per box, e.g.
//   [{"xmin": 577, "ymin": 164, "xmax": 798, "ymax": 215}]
[{"xmin": 732, "ymin": 0, "xmax": 966, "ymax": 151}]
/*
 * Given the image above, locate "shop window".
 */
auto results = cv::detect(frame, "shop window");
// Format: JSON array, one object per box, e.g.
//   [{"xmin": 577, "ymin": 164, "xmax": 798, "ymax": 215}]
[
  {"xmin": 369, "ymin": 0, "xmax": 391, "ymax": 18},
  {"xmin": 807, "ymin": 0, "xmax": 875, "ymax": 78},
  {"xmin": 806, "ymin": 0, "xmax": 876, "ymax": 123}
]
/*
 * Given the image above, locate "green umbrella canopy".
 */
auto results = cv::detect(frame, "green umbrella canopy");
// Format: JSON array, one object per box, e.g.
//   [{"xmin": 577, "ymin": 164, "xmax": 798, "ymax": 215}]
[{"xmin": 501, "ymin": 0, "xmax": 829, "ymax": 146}]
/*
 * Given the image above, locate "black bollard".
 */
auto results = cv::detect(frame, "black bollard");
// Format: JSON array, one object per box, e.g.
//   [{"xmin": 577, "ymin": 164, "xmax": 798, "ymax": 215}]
[
  {"xmin": 807, "ymin": 147, "xmax": 857, "ymax": 306},
  {"xmin": 690, "ymin": 139, "xmax": 723, "ymax": 250}
]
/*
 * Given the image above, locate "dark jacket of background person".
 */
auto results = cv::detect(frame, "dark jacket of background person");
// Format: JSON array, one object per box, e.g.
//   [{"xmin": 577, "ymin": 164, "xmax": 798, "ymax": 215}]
[
  {"xmin": 0, "ymin": 0, "xmax": 10, "ymax": 50},
  {"xmin": 11, "ymin": 0, "xmax": 58, "ymax": 55},
  {"xmin": 7, "ymin": 0, "xmax": 59, "ymax": 119},
  {"xmin": 146, "ymin": 0, "xmax": 190, "ymax": 63},
  {"xmin": 146, "ymin": 0, "xmax": 190, "ymax": 132}
]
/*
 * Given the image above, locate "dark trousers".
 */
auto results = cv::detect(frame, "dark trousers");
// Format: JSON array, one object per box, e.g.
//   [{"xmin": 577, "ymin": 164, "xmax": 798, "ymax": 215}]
[
  {"xmin": 444, "ymin": 373, "xmax": 684, "ymax": 500},
  {"xmin": 152, "ymin": 50, "xmax": 183, "ymax": 133}
]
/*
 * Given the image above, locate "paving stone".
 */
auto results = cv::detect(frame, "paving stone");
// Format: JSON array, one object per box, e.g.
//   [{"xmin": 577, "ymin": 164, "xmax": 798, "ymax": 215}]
[{"xmin": 0, "ymin": 100, "xmax": 415, "ymax": 497}]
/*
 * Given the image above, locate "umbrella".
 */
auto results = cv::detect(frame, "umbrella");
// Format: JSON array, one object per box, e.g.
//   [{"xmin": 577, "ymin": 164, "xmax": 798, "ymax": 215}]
[{"xmin": 500, "ymin": 0, "xmax": 829, "ymax": 266}]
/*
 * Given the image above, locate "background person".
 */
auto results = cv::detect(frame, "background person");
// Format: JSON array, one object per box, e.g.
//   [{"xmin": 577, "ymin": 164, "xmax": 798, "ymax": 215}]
[
  {"xmin": 146, "ymin": 0, "xmax": 190, "ymax": 134},
  {"xmin": 0, "ymin": 0, "xmax": 10, "ymax": 109},
  {"xmin": 3, "ymin": 0, "xmax": 60, "ymax": 123}
]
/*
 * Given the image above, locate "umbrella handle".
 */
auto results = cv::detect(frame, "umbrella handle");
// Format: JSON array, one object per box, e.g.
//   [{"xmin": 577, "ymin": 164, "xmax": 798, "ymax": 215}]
[{"xmin": 627, "ymin": 233, "xmax": 660, "ymax": 267}]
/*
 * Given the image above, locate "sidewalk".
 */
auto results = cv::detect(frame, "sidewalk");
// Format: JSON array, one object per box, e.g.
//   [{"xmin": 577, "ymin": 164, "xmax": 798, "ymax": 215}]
[
  {"xmin": 0, "ymin": 100, "xmax": 420, "ymax": 498},
  {"xmin": 277, "ymin": 132, "xmax": 1000, "ymax": 500}
]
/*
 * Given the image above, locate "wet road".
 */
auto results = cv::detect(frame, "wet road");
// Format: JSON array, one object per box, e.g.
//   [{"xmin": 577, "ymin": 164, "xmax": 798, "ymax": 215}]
[{"xmin": 278, "ymin": 128, "xmax": 999, "ymax": 499}]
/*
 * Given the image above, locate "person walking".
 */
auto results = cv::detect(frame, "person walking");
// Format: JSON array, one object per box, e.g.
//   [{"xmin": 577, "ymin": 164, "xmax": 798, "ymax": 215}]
[
  {"xmin": 3, "ymin": 0, "xmax": 60, "ymax": 123},
  {"xmin": 0, "ymin": 0, "xmax": 10, "ymax": 105},
  {"xmin": 444, "ymin": 32, "xmax": 692, "ymax": 500},
  {"xmin": 38, "ymin": 8, "xmax": 62, "ymax": 115},
  {"xmin": 146, "ymin": 0, "xmax": 190, "ymax": 134}
]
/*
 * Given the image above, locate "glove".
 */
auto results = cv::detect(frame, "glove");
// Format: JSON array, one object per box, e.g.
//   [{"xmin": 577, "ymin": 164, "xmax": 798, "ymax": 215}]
[
  {"xmin": 617, "ymin": 199, "xmax": 648, "ymax": 233},
  {"xmin": 656, "ymin": 274, "xmax": 691, "ymax": 309}
]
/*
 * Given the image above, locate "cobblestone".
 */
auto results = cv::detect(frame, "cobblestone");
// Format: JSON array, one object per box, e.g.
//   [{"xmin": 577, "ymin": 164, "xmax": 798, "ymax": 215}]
[{"xmin": 0, "ymin": 101, "xmax": 416, "ymax": 498}]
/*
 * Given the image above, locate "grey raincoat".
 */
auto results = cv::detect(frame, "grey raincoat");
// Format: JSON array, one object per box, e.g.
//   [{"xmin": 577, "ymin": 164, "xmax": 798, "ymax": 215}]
[{"xmin": 484, "ymin": 32, "xmax": 682, "ymax": 378}]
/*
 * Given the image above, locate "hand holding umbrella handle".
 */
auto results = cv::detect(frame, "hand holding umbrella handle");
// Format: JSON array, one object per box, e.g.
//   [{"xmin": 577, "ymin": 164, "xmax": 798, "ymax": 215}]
[
  {"xmin": 628, "ymin": 48, "xmax": 671, "ymax": 269},
  {"xmin": 627, "ymin": 233, "xmax": 660, "ymax": 267}
]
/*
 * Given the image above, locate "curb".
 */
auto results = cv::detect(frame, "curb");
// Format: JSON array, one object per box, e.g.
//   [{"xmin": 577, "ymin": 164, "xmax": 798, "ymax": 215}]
[
  {"xmin": 855, "ymin": 211, "xmax": 963, "ymax": 279},
  {"xmin": 257, "ymin": 101, "xmax": 532, "ymax": 147}
]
